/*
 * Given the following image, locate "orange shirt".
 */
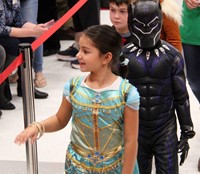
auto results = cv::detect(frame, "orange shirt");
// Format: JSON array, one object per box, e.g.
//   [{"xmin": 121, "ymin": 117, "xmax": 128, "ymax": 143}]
[{"xmin": 160, "ymin": 0, "xmax": 182, "ymax": 52}]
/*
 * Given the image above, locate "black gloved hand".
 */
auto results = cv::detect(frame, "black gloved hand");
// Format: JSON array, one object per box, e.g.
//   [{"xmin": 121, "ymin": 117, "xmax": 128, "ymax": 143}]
[{"xmin": 178, "ymin": 126, "xmax": 195, "ymax": 166}]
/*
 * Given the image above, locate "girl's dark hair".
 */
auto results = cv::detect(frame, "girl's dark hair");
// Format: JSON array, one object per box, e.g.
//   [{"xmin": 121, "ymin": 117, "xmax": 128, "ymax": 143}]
[{"xmin": 83, "ymin": 24, "xmax": 128, "ymax": 78}]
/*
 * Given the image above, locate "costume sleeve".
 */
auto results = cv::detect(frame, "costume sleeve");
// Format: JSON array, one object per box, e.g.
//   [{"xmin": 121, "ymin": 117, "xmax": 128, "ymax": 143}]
[
  {"xmin": 126, "ymin": 85, "xmax": 140, "ymax": 111},
  {"xmin": 63, "ymin": 80, "xmax": 71, "ymax": 102},
  {"xmin": 172, "ymin": 52, "xmax": 193, "ymax": 129}
]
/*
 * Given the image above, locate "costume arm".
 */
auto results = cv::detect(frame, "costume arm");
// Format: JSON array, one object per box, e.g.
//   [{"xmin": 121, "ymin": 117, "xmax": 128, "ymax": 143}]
[
  {"xmin": 14, "ymin": 97, "xmax": 72, "ymax": 145},
  {"xmin": 15, "ymin": 80, "xmax": 73, "ymax": 145},
  {"xmin": 172, "ymin": 52, "xmax": 193, "ymax": 129},
  {"xmin": 41, "ymin": 97, "xmax": 72, "ymax": 132},
  {"xmin": 172, "ymin": 52, "xmax": 195, "ymax": 165}
]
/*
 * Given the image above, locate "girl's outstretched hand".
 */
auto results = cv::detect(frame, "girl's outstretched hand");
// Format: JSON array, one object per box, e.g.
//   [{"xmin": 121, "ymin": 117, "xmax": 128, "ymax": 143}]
[{"xmin": 14, "ymin": 126, "xmax": 39, "ymax": 145}]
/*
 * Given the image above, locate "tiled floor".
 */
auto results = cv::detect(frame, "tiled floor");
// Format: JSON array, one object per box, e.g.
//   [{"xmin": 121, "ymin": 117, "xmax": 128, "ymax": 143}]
[{"xmin": 1, "ymin": 6, "xmax": 200, "ymax": 174}]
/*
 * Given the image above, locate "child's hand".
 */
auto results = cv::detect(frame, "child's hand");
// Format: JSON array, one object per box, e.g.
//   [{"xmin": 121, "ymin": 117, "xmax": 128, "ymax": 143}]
[{"xmin": 14, "ymin": 126, "xmax": 39, "ymax": 145}]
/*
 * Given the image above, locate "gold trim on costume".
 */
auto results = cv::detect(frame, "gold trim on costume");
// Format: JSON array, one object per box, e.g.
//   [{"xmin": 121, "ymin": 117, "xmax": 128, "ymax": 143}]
[
  {"xmin": 70, "ymin": 94, "xmax": 126, "ymax": 109},
  {"xmin": 70, "ymin": 143, "xmax": 123, "ymax": 166},
  {"xmin": 67, "ymin": 151, "xmax": 122, "ymax": 172},
  {"xmin": 92, "ymin": 104, "xmax": 100, "ymax": 152}
]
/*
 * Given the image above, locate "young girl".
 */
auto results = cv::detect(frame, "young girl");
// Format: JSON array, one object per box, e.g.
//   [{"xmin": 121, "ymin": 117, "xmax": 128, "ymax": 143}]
[{"xmin": 15, "ymin": 25, "xmax": 140, "ymax": 174}]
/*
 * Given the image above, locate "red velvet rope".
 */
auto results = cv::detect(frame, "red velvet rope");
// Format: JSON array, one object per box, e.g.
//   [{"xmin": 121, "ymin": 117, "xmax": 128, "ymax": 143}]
[{"xmin": 0, "ymin": 0, "xmax": 87, "ymax": 85}]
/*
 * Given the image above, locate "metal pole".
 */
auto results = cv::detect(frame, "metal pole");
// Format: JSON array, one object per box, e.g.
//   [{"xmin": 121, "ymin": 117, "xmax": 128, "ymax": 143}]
[{"xmin": 19, "ymin": 43, "xmax": 39, "ymax": 174}]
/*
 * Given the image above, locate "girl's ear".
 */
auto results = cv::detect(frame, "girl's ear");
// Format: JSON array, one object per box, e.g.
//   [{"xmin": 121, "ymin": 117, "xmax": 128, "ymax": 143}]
[{"xmin": 103, "ymin": 52, "xmax": 112, "ymax": 65}]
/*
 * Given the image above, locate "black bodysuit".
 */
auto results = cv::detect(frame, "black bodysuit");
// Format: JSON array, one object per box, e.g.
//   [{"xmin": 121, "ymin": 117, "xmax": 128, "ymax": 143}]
[{"xmin": 123, "ymin": 40, "xmax": 193, "ymax": 174}]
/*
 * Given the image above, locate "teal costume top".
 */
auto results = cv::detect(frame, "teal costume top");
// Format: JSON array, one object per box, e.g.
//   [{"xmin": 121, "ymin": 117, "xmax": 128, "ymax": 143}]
[{"xmin": 63, "ymin": 76, "xmax": 140, "ymax": 174}]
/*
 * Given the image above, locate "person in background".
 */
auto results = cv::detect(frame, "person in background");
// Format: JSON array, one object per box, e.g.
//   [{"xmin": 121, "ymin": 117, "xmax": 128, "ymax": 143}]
[
  {"xmin": 101, "ymin": 0, "xmax": 109, "ymax": 8},
  {"xmin": 179, "ymin": 0, "xmax": 200, "ymax": 171},
  {"xmin": 159, "ymin": 0, "xmax": 183, "ymax": 52},
  {"xmin": 0, "ymin": 45, "xmax": 6, "ymax": 116},
  {"xmin": 56, "ymin": 0, "xmax": 75, "ymax": 40},
  {"xmin": 110, "ymin": 0, "xmax": 183, "ymax": 52},
  {"xmin": 122, "ymin": 0, "xmax": 195, "ymax": 173},
  {"xmin": 56, "ymin": 0, "xmax": 100, "ymax": 69},
  {"xmin": 15, "ymin": 25, "xmax": 140, "ymax": 174},
  {"xmin": 38, "ymin": 0, "xmax": 61, "ymax": 57},
  {"xmin": 0, "ymin": 0, "xmax": 51, "ymax": 110},
  {"xmin": 108, "ymin": 0, "xmax": 134, "ymax": 75},
  {"xmin": 20, "ymin": 0, "xmax": 47, "ymax": 88},
  {"xmin": 109, "ymin": 0, "xmax": 132, "ymax": 45}
]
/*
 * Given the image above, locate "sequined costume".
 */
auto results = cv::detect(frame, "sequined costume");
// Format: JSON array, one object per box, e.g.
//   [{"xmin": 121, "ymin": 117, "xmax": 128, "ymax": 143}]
[
  {"xmin": 63, "ymin": 76, "xmax": 140, "ymax": 174},
  {"xmin": 123, "ymin": 1, "xmax": 195, "ymax": 173}
]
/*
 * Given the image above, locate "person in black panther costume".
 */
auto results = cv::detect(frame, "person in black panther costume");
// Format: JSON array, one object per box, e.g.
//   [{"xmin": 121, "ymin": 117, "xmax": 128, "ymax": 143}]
[{"xmin": 122, "ymin": 0, "xmax": 195, "ymax": 173}]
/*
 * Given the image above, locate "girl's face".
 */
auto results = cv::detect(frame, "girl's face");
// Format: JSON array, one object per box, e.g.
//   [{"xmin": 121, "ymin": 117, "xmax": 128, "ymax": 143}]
[
  {"xmin": 76, "ymin": 35, "xmax": 109, "ymax": 73},
  {"xmin": 109, "ymin": 3, "xmax": 129, "ymax": 33}
]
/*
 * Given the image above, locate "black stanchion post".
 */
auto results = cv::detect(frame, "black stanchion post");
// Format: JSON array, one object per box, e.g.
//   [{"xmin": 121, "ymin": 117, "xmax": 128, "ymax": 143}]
[{"xmin": 19, "ymin": 43, "xmax": 39, "ymax": 174}]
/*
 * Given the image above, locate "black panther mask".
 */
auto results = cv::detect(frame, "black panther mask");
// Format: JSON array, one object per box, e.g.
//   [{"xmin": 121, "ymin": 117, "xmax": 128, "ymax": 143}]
[{"xmin": 128, "ymin": 0, "xmax": 162, "ymax": 49}]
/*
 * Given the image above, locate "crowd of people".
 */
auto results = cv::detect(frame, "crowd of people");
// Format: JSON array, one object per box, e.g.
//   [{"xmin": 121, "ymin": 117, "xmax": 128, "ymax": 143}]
[
  {"xmin": 1, "ymin": 0, "xmax": 200, "ymax": 173},
  {"xmin": 0, "ymin": 0, "xmax": 51, "ymax": 115}
]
